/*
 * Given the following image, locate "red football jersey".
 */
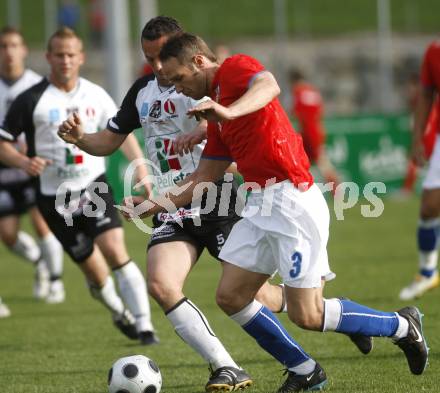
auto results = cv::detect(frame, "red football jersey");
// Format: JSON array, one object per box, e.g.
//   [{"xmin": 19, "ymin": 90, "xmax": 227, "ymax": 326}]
[
  {"xmin": 420, "ymin": 40, "xmax": 440, "ymax": 134},
  {"xmin": 202, "ymin": 54, "xmax": 313, "ymax": 188}
]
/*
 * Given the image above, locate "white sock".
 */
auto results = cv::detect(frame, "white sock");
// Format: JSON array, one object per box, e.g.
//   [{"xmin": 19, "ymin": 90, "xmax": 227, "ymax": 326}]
[
  {"xmin": 323, "ymin": 298, "xmax": 342, "ymax": 331},
  {"xmin": 114, "ymin": 261, "xmax": 153, "ymax": 332},
  {"xmin": 167, "ymin": 298, "xmax": 239, "ymax": 370},
  {"xmin": 289, "ymin": 358, "xmax": 317, "ymax": 375},
  {"xmin": 230, "ymin": 300, "xmax": 263, "ymax": 325},
  {"xmin": 11, "ymin": 231, "xmax": 40, "ymax": 263},
  {"xmin": 39, "ymin": 233, "xmax": 64, "ymax": 279},
  {"xmin": 393, "ymin": 315, "xmax": 409, "ymax": 340},
  {"xmin": 89, "ymin": 276, "xmax": 125, "ymax": 317},
  {"xmin": 278, "ymin": 284, "xmax": 287, "ymax": 313}
]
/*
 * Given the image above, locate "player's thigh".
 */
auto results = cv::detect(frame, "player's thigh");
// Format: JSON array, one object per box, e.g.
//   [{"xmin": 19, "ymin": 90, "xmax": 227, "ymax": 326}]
[
  {"xmin": 420, "ymin": 188, "xmax": 440, "ymax": 219},
  {"xmin": 94, "ymin": 226, "xmax": 129, "ymax": 267},
  {"xmin": 147, "ymin": 240, "xmax": 199, "ymax": 292},
  {"xmin": 29, "ymin": 207, "xmax": 51, "ymax": 238},
  {"xmin": 0, "ymin": 214, "xmax": 20, "ymax": 245},
  {"xmin": 217, "ymin": 262, "xmax": 270, "ymax": 314}
]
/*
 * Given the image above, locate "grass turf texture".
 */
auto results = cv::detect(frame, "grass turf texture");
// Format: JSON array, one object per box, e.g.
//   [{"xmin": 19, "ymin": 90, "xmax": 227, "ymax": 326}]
[{"xmin": 0, "ymin": 196, "xmax": 438, "ymax": 392}]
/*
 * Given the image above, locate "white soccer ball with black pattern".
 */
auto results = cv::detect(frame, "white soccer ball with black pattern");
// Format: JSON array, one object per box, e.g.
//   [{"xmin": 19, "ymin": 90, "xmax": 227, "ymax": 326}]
[{"xmin": 108, "ymin": 355, "xmax": 162, "ymax": 393}]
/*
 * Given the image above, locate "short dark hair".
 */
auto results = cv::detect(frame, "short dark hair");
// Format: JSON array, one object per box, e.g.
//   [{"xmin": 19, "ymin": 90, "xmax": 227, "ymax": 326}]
[
  {"xmin": 289, "ymin": 68, "xmax": 304, "ymax": 83},
  {"xmin": 141, "ymin": 16, "xmax": 183, "ymax": 41},
  {"xmin": 159, "ymin": 33, "xmax": 217, "ymax": 65},
  {"xmin": 47, "ymin": 26, "xmax": 82, "ymax": 52},
  {"xmin": 0, "ymin": 26, "xmax": 25, "ymax": 42}
]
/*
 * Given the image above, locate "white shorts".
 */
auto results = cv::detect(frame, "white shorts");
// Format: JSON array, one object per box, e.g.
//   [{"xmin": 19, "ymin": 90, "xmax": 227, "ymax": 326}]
[
  {"xmin": 423, "ymin": 135, "xmax": 440, "ymax": 190},
  {"xmin": 219, "ymin": 182, "xmax": 335, "ymax": 288}
]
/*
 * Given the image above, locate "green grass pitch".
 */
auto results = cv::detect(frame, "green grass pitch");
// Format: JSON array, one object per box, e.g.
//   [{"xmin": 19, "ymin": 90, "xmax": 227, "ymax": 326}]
[{"xmin": 0, "ymin": 196, "xmax": 438, "ymax": 392}]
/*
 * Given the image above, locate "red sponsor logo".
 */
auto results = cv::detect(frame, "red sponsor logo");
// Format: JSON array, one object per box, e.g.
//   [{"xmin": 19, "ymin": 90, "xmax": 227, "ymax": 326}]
[
  {"xmin": 86, "ymin": 107, "xmax": 96, "ymax": 118},
  {"xmin": 163, "ymin": 99, "xmax": 176, "ymax": 115}
]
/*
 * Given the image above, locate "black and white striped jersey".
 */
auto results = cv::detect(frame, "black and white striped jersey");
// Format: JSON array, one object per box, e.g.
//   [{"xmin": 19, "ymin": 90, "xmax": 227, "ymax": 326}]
[{"xmin": 0, "ymin": 77, "xmax": 117, "ymax": 196}]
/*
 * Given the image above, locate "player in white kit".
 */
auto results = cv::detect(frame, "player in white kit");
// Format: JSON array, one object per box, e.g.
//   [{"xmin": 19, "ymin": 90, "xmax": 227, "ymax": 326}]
[
  {"xmin": 0, "ymin": 26, "xmax": 64, "ymax": 306},
  {"xmin": 0, "ymin": 27, "xmax": 156, "ymax": 344}
]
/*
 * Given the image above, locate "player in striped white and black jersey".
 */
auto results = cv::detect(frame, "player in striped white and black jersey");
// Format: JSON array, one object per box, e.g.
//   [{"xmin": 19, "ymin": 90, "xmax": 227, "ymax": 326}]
[
  {"xmin": 0, "ymin": 27, "xmax": 156, "ymax": 344},
  {"xmin": 0, "ymin": 26, "xmax": 64, "ymax": 306},
  {"xmin": 58, "ymin": 17, "xmax": 286, "ymax": 392}
]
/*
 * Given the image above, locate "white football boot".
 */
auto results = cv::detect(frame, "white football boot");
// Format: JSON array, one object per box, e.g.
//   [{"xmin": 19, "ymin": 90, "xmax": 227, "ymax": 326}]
[
  {"xmin": 46, "ymin": 279, "xmax": 66, "ymax": 304},
  {"xmin": 399, "ymin": 271, "xmax": 440, "ymax": 300},
  {"xmin": 0, "ymin": 298, "xmax": 11, "ymax": 318}
]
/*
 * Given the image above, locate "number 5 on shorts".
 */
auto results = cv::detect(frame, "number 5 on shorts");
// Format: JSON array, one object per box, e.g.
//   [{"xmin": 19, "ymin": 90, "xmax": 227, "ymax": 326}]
[{"xmin": 290, "ymin": 251, "xmax": 302, "ymax": 278}]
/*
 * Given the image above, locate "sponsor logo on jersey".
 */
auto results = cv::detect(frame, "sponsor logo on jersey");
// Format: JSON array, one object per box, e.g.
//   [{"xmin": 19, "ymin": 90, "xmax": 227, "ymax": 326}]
[
  {"xmin": 140, "ymin": 102, "xmax": 149, "ymax": 118},
  {"xmin": 155, "ymin": 138, "xmax": 181, "ymax": 173},
  {"xmin": 163, "ymin": 99, "xmax": 176, "ymax": 115},
  {"xmin": 85, "ymin": 107, "xmax": 96, "ymax": 118},
  {"xmin": 66, "ymin": 107, "xmax": 79, "ymax": 116},
  {"xmin": 149, "ymin": 100, "xmax": 161, "ymax": 118},
  {"xmin": 49, "ymin": 108, "xmax": 60, "ymax": 123},
  {"xmin": 65, "ymin": 147, "xmax": 83, "ymax": 165}
]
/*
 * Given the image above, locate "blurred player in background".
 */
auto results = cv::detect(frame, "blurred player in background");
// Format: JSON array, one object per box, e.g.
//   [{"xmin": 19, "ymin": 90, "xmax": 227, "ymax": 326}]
[
  {"xmin": 0, "ymin": 26, "xmax": 64, "ymax": 304},
  {"xmin": 125, "ymin": 32, "xmax": 428, "ymax": 392},
  {"xmin": 400, "ymin": 41, "xmax": 440, "ymax": 300},
  {"xmin": 58, "ymin": 16, "xmax": 290, "ymax": 392},
  {"xmin": 290, "ymin": 69, "xmax": 340, "ymax": 191},
  {"xmin": 401, "ymin": 72, "xmax": 438, "ymax": 195},
  {"xmin": 0, "ymin": 27, "xmax": 156, "ymax": 344}
]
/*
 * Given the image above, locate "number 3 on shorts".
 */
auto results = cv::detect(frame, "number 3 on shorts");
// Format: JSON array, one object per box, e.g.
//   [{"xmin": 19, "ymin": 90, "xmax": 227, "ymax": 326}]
[{"xmin": 290, "ymin": 251, "xmax": 302, "ymax": 278}]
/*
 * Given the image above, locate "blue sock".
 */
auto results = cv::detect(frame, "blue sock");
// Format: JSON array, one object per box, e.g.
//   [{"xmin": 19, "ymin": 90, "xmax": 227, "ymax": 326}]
[
  {"xmin": 232, "ymin": 301, "xmax": 311, "ymax": 368},
  {"xmin": 418, "ymin": 223, "xmax": 438, "ymax": 252},
  {"xmin": 336, "ymin": 299, "xmax": 399, "ymax": 337},
  {"xmin": 418, "ymin": 220, "xmax": 439, "ymax": 277}
]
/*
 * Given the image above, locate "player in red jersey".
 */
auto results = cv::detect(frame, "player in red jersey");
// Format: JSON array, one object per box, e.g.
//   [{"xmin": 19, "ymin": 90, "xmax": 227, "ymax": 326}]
[
  {"xmin": 289, "ymin": 69, "xmax": 340, "ymax": 190},
  {"xmin": 401, "ymin": 72, "xmax": 438, "ymax": 194},
  {"xmin": 120, "ymin": 33, "xmax": 428, "ymax": 391},
  {"xmin": 399, "ymin": 41, "xmax": 440, "ymax": 300}
]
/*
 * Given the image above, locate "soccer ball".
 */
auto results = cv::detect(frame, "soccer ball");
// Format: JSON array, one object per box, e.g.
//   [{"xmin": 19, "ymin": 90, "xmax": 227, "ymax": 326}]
[{"xmin": 108, "ymin": 355, "xmax": 162, "ymax": 393}]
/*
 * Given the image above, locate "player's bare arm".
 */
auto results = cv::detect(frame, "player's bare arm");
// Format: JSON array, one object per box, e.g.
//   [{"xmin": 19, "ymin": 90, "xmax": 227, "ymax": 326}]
[
  {"xmin": 120, "ymin": 158, "xmax": 230, "ymax": 220},
  {"xmin": 0, "ymin": 140, "xmax": 51, "ymax": 176},
  {"xmin": 187, "ymin": 71, "xmax": 280, "ymax": 122},
  {"xmin": 412, "ymin": 86, "xmax": 435, "ymax": 166},
  {"xmin": 173, "ymin": 120, "xmax": 207, "ymax": 156},
  {"xmin": 58, "ymin": 112, "xmax": 127, "ymax": 156},
  {"xmin": 119, "ymin": 133, "xmax": 153, "ymax": 198}
]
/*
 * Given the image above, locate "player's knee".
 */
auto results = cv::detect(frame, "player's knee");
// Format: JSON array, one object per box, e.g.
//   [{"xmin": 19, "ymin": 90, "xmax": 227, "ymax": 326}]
[
  {"xmin": 420, "ymin": 204, "xmax": 439, "ymax": 220},
  {"xmin": 2, "ymin": 232, "xmax": 17, "ymax": 247},
  {"xmin": 216, "ymin": 288, "xmax": 240, "ymax": 314},
  {"xmin": 147, "ymin": 277, "xmax": 176, "ymax": 305},
  {"xmin": 288, "ymin": 307, "xmax": 323, "ymax": 331}
]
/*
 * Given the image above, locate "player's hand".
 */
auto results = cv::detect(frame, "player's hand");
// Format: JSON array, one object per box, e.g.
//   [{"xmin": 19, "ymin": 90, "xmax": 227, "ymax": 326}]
[
  {"xmin": 174, "ymin": 128, "xmax": 207, "ymax": 156},
  {"xmin": 58, "ymin": 112, "xmax": 85, "ymax": 144},
  {"xmin": 411, "ymin": 140, "xmax": 426, "ymax": 167},
  {"xmin": 22, "ymin": 156, "xmax": 52, "ymax": 177},
  {"xmin": 119, "ymin": 195, "xmax": 154, "ymax": 220},
  {"xmin": 187, "ymin": 99, "xmax": 232, "ymax": 122}
]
